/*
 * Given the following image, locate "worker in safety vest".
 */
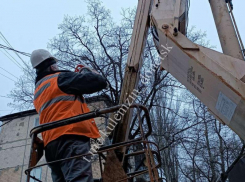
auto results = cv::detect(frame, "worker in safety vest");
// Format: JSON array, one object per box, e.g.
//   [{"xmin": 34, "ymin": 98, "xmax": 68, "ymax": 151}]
[{"xmin": 31, "ymin": 49, "xmax": 107, "ymax": 182}]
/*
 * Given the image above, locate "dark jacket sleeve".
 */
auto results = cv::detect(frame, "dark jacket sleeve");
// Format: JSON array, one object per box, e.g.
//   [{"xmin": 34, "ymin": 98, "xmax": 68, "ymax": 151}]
[{"xmin": 57, "ymin": 71, "xmax": 107, "ymax": 95}]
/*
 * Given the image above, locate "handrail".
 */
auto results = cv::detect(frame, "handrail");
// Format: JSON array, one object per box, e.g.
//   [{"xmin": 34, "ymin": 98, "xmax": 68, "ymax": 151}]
[
  {"xmin": 30, "ymin": 105, "xmax": 122, "ymax": 137},
  {"xmin": 26, "ymin": 104, "xmax": 156, "ymax": 182},
  {"xmin": 30, "ymin": 104, "xmax": 152, "ymax": 137}
]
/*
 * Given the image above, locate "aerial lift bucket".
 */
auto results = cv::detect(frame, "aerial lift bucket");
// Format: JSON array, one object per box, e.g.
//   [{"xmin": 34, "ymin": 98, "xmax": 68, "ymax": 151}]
[{"xmin": 25, "ymin": 104, "xmax": 161, "ymax": 182}]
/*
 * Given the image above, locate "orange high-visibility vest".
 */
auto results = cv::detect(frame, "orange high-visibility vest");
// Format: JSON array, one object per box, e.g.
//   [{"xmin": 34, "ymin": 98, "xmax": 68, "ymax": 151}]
[{"xmin": 34, "ymin": 72, "xmax": 100, "ymax": 146}]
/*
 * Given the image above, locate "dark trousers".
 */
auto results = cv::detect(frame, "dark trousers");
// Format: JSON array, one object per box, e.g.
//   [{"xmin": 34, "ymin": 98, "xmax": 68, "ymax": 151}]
[{"xmin": 45, "ymin": 135, "xmax": 93, "ymax": 182}]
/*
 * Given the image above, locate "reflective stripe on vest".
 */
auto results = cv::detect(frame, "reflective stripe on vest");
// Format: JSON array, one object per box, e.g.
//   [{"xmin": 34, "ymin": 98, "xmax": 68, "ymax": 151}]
[
  {"xmin": 35, "ymin": 73, "xmax": 85, "ymax": 114},
  {"xmin": 39, "ymin": 95, "xmax": 76, "ymax": 113},
  {"xmin": 38, "ymin": 96, "xmax": 84, "ymax": 114},
  {"xmin": 35, "ymin": 74, "xmax": 59, "ymax": 89},
  {"xmin": 34, "ymin": 72, "xmax": 100, "ymax": 146},
  {"xmin": 34, "ymin": 82, "xmax": 51, "ymax": 101}
]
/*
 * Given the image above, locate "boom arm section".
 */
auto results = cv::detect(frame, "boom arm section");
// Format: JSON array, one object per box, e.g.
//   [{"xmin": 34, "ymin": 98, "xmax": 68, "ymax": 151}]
[{"xmin": 151, "ymin": 0, "xmax": 245, "ymax": 140}]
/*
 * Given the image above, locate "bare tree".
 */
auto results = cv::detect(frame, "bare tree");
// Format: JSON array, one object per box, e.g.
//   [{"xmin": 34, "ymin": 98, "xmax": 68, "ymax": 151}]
[
  {"xmin": 8, "ymin": 63, "xmax": 35, "ymax": 110},
  {"xmin": 7, "ymin": 1, "xmax": 244, "ymax": 181}
]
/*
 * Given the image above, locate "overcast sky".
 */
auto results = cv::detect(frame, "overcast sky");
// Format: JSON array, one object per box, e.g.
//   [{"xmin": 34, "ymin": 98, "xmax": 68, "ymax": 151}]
[{"xmin": 0, "ymin": 0, "xmax": 245, "ymax": 117}]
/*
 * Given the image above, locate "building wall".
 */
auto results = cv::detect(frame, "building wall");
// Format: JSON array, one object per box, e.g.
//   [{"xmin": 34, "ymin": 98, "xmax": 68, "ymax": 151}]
[{"xmin": 0, "ymin": 101, "xmax": 107, "ymax": 182}]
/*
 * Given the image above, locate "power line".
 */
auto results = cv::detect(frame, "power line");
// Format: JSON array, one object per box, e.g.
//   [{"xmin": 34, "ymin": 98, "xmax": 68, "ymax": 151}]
[
  {"xmin": 0, "ymin": 32, "xmax": 31, "ymax": 57},
  {"xmin": 0, "ymin": 31, "xmax": 31, "ymax": 70},
  {"xmin": 0, "ymin": 37, "xmax": 31, "ymax": 66},
  {"xmin": 0, "ymin": 95, "xmax": 11, "ymax": 98},
  {"xmin": 0, "ymin": 72, "xmax": 16, "ymax": 82},
  {"xmin": 0, "ymin": 45, "xmax": 35, "ymax": 81},
  {"xmin": 0, "ymin": 66, "xmax": 18, "ymax": 79},
  {"xmin": 0, "ymin": 49, "xmax": 23, "ymax": 69},
  {"xmin": 2, "ymin": 48, "xmax": 23, "ymax": 66},
  {"xmin": 0, "ymin": 43, "xmax": 31, "ymax": 57},
  {"xmin": 0, "ymin": 32, "xmax": 35, "ymax": 80}
]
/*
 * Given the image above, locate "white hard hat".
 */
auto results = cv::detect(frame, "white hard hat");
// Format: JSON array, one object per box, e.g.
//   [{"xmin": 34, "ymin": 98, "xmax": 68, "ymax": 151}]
[{"xmin": 30, "ymin": 49, "xmax": 56, "ymax": 68}]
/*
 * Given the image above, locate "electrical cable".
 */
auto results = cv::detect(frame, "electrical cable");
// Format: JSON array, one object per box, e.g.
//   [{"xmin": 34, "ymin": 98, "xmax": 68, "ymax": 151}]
[
  {"xmin": 0, "ymin": 49, "xmax": 23, "ymax": 69},
  {"xmin": 0, "ymin": 44, "xmax": 31, "ymax": 57},
  {"xmin": 0, "ymin": 32, "xmax": 31, "ymax": 66},
  {"xmin": 0, "ymin": 32, "xmax": 35, "ymax": 80},
  {"xmin": 0, "ymin": 66, "xmax": 18, "ymax": 79},
  {"xmin": 0, "ymin": 32, "xmax": 31, "ymax": 78},
  {"xmin": 0, "ymin": 95, "xmax": 11, "ymax": 98},
  {"xmin": 0, "ymin": 72, "xmax": 15, "ymax": 82},
  {"xmin": 0, "ymin": 32, "xmax": 31, "ymax": 56},
  {"xmin": 0, "ymin": 33, "xmax": 31, "ymax": 57},
  {"xmin": 226, "ymin": 2, "xmax": 245, "ymax": 60},
  {"xmin": 151, "ymin": 24, "xmax": 159, "ymax": 42}
]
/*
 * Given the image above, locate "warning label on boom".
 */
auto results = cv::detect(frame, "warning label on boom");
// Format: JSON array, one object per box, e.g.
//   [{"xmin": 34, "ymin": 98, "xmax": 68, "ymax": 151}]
[{"xmin": 215, "ymin": 92, "xmax": 237, "ymax": 122}]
